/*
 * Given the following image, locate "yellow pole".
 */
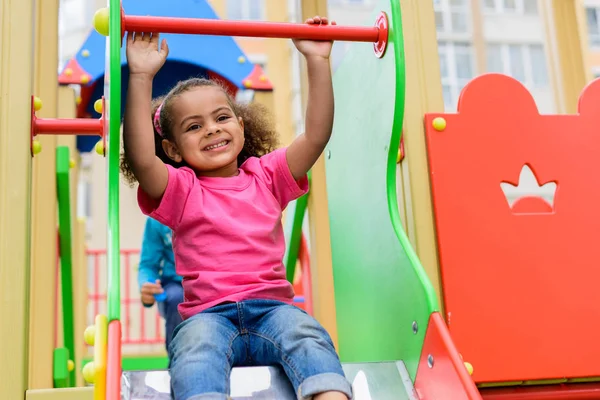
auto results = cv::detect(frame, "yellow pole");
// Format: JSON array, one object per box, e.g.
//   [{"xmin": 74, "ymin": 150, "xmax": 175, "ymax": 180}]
[
  {"xmin": 263, "ymin": 0, "xmax": 295, "ymax": 147},
  {"xmin": 541, "ymin": 0, "xmax": 591, "ymax": 114},
  {"xmin": 28, "ymin": 0, "xmax": 59, "ymax": 388},
  {"xmin": 0, "ymin": 0, "xmax": 36, "ymax": 397},
  {"xmin": 397, "ymin": 0, "xmax": 446, "ymax": 306},
  {"xmin": 299, "ymin": 0, "xmax": 339, "ymax": 347}
]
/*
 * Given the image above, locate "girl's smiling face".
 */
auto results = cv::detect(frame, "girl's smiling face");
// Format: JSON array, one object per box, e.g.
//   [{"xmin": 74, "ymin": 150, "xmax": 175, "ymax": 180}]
[{"xmin": 162, "ymin": 86, "xmax": 245, "ymax": 177}]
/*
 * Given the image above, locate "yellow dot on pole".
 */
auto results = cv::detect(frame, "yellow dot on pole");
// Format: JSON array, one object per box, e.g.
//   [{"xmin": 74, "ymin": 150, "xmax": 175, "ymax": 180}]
[
  {"xmin": 33, "ymin": 96, "xmax": 43, "ymax": 112},
  {"xmin": 95, "ymin": 141, "xmax": 105, "ymax": 156},
  {"xmin": 93, "ymin": 8, "xmax": 110, "ymax": 36},
  {"xmin": 82, "ymin": 362, "xmax": 95, "ymax": 383},
  {"xmin": 32, "ymin": 140, "xmax": 42, "ymax": 155},
  {"xmin": 94, "ymin": 99, "xmax": 103, "ymax": 114},
  {"xmin": 84, "ymin": 325, "xmax": 96, "ymax": 345}
]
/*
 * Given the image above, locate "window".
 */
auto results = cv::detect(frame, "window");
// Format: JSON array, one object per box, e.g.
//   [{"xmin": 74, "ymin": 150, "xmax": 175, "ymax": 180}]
[
  {"xmin": 523, "ymin": 0, "xmax": 538, "ymax": 14},
  {"xmin": 485, "ymin": 43, "xmax": 548, "ymax": 88},
  {"xmin": 586, "ymin": 7, "xmax": 600, "ymax": 47},
  {"xmin": 438, "ymin": 41, "xmax": 475, "ymax": 111},
  {"xmin": 434, "ymin": 0, "xmax": 470, "ymax": 34},
  {"xmin": 486, "ymin": 44, "xmax": 503, "ymax": 73},
  {"xmin": 529, "ymin": 45, "xmax": 548, "ymax": 86},
  {"xmin": 503, "ymin": 0, "xmax": 517, "ymax": 12},
  {"xmin": 227, "ymin": 0, "xmax": 264, "ymax": 21},
  {"xmin": 482, "ymin": 0, "xmax": 538, "ymax": 15}
]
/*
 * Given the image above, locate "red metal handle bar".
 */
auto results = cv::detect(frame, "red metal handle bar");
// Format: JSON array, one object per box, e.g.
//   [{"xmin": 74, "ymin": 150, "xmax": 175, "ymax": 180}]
[
  {"xmin": 34, "ymin": 118, "xmax": 103, "ymax": 136},
  {"xmin": 124, "ymin": 15, "xmax": 381, "ymax": 43}
]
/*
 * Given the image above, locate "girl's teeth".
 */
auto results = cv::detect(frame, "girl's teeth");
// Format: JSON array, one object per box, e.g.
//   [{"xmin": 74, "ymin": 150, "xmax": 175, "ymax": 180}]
[{"xmin": 206, "ymin": 141, "xmax": 227, "ymax": 150}]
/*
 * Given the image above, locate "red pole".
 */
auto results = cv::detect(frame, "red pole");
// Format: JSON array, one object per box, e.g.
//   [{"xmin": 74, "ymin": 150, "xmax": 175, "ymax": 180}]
[
  {"xmin": 34, "ymin": 118, "xmax": 103, "ymax": 136},
  {"xmin": 124, "ymin": 15, "xmax": 381, "ymax": 42}
]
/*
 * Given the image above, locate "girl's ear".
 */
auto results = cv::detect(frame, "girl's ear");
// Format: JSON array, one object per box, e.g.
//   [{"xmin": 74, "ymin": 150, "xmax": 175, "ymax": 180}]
[
  {"xmin": 162, "ymin": 139, "xmax": 182, "ymax": 163},
  {"xmin": 238, "ymin": 116, "xmax": 244, "ymax": 132}
]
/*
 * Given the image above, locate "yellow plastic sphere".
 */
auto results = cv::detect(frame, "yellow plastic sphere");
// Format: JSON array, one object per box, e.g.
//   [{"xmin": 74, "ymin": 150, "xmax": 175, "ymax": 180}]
[
  {"xmin": 64, "ymin": 68, "xmax": 73, "ymax": 76},
  {"xmin": 93, "ymin": 8, "xmax": 110, "ymax": 37},
  {"xmin": 32, "ymin": 140, "xmax": 42, "ymax": 155},
  {"xmin": 67, "ymin": 360, "xmax": 75, "ymax": 372},
  {"xmin": 237, "ymin": 56, "xmax": 246, "ymax": 63},
  {"xmin": 82, "ymin": 49, "xmax": 90, "ymax": 58},
  {"xmin": 243, "ymin": 79, "xmax": 252, "ymax": 88},
  {"xmin": 76, "ymin": 96, "xmax": 82, "ymax": 105},
  {"xmin": 95, "ymin": 141, "xmax": 105, "ymax": 156},
  {"xmin": 432, "ymin": 117, "xmax": 447, "ymax": 132},
  {"xmin": 259, "ymin": 75, "xmax": 266, "ymax": 82},
  {"xmin": 81, "ymin": 75, "xmax": 90, "ymax": 84},
  {"xmin": 33, "ymin": 96, "xmax": 43, "ymax": 112},
  {"xmin": 464, "ymin": 362, "xmax": 473, "ymax": 376},
  {"xmin": 69, "ymin": 159, "xmax": 76, "ymax": 169},
  {"xmin": 82, "ymin": 362, "xmax": 95, "ymax": 383},
  {"xmin": 84, "ymin": 325, "xmax": 96, "ymax": 346},
  {"xmin": 94, "ymin": 99, "xmax": 103, "ymax": 114}
]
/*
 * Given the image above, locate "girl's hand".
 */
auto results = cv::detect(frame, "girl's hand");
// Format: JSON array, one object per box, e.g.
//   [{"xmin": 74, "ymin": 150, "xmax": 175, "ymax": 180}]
[
  {"xmin": 126, "ymin": 31, "xmax": 169, "ymax": 78},
  {"xmin": 292, "ymin": 16, "xmax": 336, "ymax": 60}
]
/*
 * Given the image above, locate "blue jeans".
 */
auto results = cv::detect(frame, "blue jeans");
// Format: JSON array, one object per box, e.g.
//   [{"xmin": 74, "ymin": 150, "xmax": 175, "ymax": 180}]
[
  {"xmin": 157, "ymin": 281, "xmax": 184, "ymax": 351},
  {"xmin": 168, "ymin": 299, "xmax": 352, "ymax": 400}
]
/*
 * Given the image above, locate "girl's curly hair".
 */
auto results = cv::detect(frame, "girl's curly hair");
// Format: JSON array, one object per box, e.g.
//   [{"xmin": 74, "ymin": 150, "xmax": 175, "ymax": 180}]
[{"xmin": 120, "ymin": 78, "xmax": 279, "ymax": 186}]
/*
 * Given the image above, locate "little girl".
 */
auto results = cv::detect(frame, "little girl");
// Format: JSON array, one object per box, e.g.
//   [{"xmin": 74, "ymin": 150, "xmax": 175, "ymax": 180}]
[{"xmin": 121, "ymin": 16, "xmax": 352, "ymax": 400}]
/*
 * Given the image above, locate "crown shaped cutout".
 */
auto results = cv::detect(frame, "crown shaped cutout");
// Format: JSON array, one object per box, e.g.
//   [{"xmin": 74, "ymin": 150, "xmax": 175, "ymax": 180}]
[{"xmin": 500, "ymin": 164, "xmax": 557, "ymax": 214}]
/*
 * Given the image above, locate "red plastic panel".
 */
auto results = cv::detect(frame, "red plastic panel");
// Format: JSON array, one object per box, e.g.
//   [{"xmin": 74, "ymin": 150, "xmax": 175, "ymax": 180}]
[
  {"xmin": 414, "ymin": 313, "xmax": 481, "ymax": 400},
  {"xmin": 481, "ymin": 383, "xmax": 600, "ymax": 400},
  {"xmin": 424, "ymin": 74, "xmax": 600, "ymax": 383}
]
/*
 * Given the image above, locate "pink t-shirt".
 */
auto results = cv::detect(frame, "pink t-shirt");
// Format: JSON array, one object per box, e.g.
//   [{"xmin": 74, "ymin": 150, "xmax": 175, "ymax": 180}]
[{"xmin": 137, "ymin": 147, "xmax": 309, "ymax": 320}]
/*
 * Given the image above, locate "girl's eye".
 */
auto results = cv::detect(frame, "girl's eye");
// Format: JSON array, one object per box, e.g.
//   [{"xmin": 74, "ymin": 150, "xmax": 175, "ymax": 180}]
[
  {"xmin": 187, "ymin": 124, "xmax": 201, "ymax": 132},
  {"xmin": 217, "ymin": 115, "xmax": 230, "ymax": 122}
]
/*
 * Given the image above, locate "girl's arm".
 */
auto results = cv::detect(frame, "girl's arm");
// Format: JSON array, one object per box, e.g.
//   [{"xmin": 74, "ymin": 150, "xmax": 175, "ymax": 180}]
[
  {"xmin": 123, "ymin": 31, "xmax": 169, "ymax": 200},
  {"xmin": 286, "ymin": 17, "xmax": 335, "ymax": 180}
]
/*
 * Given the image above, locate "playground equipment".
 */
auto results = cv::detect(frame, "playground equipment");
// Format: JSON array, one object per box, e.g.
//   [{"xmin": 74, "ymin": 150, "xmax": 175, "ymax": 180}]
[
  {"xmin": 78, "ymin": 0, "xmax": 478, "ymax": 398},
  {"xmin": 5, "ymin": 0, "xmax": 600, "ymax": 398}
]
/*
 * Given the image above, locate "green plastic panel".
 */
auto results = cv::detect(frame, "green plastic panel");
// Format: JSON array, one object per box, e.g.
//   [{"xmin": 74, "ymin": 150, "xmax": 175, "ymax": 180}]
[
  {"xmin": 53, "ymin": 347, "xmax": 70, "ymax": 388},
  {"xmin": 106, "ymin": 0, "xmax": 122, "ymax": 322},
  {"xmin": 56, "ymin": 146, "xmax": 75, "ymax": 386},
  {"xmin": 82, "ymin": 355, "xmax": 169, "ymax": 371},
  {"xmin": 326, "ymin": 0, "xmax": 439, "ymax": 380}
]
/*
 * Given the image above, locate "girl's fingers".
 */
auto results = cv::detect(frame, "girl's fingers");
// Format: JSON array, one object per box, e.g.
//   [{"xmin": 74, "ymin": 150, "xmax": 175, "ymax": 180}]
[
  {"xmin": 160, "ymin": 38, "xmax": 169, "ymax": 58},
  {"xmin": 150, "ymin": 32, "xmax": 160, "ymax": 43},
  {"xmin": 305, "ymin": 16, "xmax": 330, "ymax": 25}
]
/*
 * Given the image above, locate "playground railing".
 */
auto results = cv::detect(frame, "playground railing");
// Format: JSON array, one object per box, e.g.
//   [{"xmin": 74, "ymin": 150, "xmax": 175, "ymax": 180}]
[{"xmin": 86, "ymin": 249, "xmax": 165, "ymax": 351}]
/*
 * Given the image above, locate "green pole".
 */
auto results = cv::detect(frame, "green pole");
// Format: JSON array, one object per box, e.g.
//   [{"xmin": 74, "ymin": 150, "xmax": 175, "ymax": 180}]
[{"xmin": 56, "ymin": 146, "xmax": 75, "ymax": 385}]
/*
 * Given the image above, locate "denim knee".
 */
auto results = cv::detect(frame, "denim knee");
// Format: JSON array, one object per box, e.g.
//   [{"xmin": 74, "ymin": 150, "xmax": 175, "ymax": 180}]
[
  {"xmin": 168, "ymin": 312, "xmax": 240, "ymax": 400},
  {"xmin": 245, "ymin": 301, "xmax": 353, "ymax": 399}
]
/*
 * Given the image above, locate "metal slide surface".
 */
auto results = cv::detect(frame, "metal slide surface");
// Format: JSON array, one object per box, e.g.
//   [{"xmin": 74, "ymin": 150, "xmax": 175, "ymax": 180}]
[{"xmin": 121, "ymin": 362, "xmax": 417, "ymax": 400}]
